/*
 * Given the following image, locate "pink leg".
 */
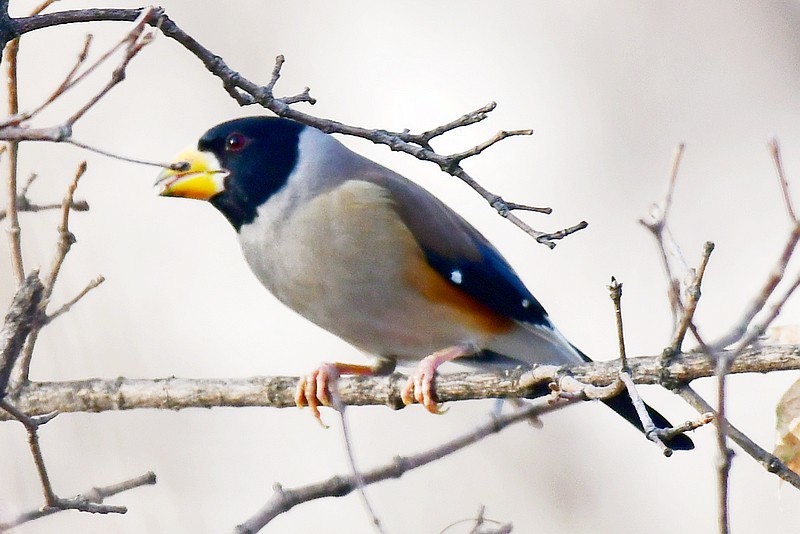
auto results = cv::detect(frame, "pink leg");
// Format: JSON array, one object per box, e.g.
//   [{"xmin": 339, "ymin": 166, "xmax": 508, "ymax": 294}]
[
  {"xmin": 295, "ymin": 362, "xmax": 380, "ymax": 424},
  {"xmin": 401, "ymin": 344, "xmax": 474, "ymax": 413}
]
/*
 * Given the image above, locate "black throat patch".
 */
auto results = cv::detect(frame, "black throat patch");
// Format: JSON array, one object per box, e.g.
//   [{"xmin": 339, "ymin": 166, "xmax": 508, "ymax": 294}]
[{"xmin": 200, "ymin": 117, "xmax": 305, "ymax": 231}]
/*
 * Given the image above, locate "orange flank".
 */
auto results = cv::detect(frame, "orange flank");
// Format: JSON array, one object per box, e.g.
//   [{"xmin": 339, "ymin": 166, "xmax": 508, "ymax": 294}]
[{"xmin": 405, "ymin": 253, "xmax": 514, "ymax": 335}]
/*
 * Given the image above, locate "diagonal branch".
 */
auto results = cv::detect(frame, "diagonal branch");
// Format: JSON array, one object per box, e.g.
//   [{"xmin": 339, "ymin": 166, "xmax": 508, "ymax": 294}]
[
  {"xmin": 10, "ymin": 8, "xmax": 587, "ymax": 248},
  {"xmin": 234, "ymin": 396, "xmax": 580, "ymax": 534},
  {"xmin": 0, "ymin": 471, "xmax": 157, "ymax": 530}
]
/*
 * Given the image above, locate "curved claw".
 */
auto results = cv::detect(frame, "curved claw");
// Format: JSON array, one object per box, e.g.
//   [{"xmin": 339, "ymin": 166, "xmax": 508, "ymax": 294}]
[
  {"xmin": 295, "ymin": 363, "xmax": 341, "ymax": 427},
  {"xmin": 401, "ymin": 344, "xmax": 474, "ymax": 413},
  {"xmin": 401, "ymin": 373, "xmax": 443, "ymax": 413}
]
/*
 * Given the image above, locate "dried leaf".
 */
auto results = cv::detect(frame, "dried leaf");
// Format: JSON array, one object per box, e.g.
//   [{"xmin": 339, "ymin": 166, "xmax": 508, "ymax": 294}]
[
  {"xmin": 766, "ymin": 324, "xmax": 800, "ymax": 345},
  {"xmin": 774, "ymin": 378, "xmax": 800, "ymax": 474}
]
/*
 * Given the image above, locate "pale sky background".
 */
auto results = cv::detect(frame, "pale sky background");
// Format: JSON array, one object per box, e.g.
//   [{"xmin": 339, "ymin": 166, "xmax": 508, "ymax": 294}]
[{"xmin": 2, "ymin": 1, "xmax": 800, "ymax": 533}]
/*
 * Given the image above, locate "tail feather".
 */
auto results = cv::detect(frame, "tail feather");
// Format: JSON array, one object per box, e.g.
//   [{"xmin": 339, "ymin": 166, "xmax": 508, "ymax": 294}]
[
  {"xmin": 573, "ymin": 344, "xmax": 695, "ymax": 451},
  {"xmin": 479, "ymin": 321, "xmax": 696, "ymax": 451}
]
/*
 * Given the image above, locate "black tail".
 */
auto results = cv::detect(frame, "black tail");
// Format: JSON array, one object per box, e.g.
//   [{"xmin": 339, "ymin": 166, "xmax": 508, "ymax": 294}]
[
  {"xmin": 472, "ymin": 348, "xmax": 695, "ymax": 450},
  {"xmin": 573, "ymin": 347, "xmax": 694, "ymax": 451},
  {"xmin": 602, "ymin": 388, "xmax": 694, "ymax": 450}
]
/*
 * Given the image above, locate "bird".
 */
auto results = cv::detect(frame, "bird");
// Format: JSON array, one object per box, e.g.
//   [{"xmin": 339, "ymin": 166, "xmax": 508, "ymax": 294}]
[{"xmin": 155, "ymin": 116, "xmax": 694, "ymax": 451}]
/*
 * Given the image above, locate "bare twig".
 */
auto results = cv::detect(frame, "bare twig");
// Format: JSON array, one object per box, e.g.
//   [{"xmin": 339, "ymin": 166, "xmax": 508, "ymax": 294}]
[
  {"xmin": 670, "ymin": 241, "xmax": 715, "ymax": 352},
  {"xmin": 234, "ymin": 396, "xmax": 579, "ymax": 534},
  {"xmin": 440, "ymin": 506, "xmax": 513, "ymax": 534},
  {"xmin": 30, "ymin": 0, "xmax": 60, "ymax": 18},
  {"xmin": 658, "ymin": 412, "xmax": 714, "ymax": 443},
  {"xmin": 446, "ymin": 129, "xmax": 533, "ymax": 168},
  {"xmin": 0, "ymin": 34, "xmax": 93, "ymax": 129},
  {"xmin": 66, "ymin": 138, "xmax": 178, "ymax": 169},
  {"xmin": 678, "ymin": 384, "xmax": 800, "ymax": 490},
  {"xmin": 63, "ymin": 9, "xmax": 155, "ymax": 127},
  {"xmin": 1, "ymin": 393, "xmax": 153, "ymax": 529},
  {"xmin": 329, "ymin": 388, "xmax": 385, "ymax": 534},
  {"xmin": 710, "ymin": 140, "xmax": 800, "ymax": 352},
  {"xmin": 0, "ymin": 198, "xmax": 89, "ymax": 220},
  {"xmin": 0, "ymin": 398, "xmax": 59, "ymax": 506},
  {"xmin": 768, "ymin": 138, "xmax": 797, "ymax": 223},
  {"xmin": 45, "ymin": 275, "xmax": 104, "ymax": 323},
  {"xmin": 0, "ymin": 471, "xmax": 157, "ymax": 530},
  {"xmin": 608, "ymin": 278, "xmax": 673, "ymax": 455},
  {"xmin": 608, "ymin": 278, "xmax": 628, "ymax": 369},
  {"xmin": 42, "ymin": 161, "xmax": 86, "ymax": 296},
  {"xmin": 640, "ymin": 143, "xmax": 687, "ymax": 327},
  {"xmin": 711, "ymin": 225, "xmax": 800, "ymax": 351},
  {"xmin": 10, "ymin": 163, "xmax": 87, "ymax": 390},
  {"xmin": 403, "ymin": 102, "xmax": 498, "ymax": 147},
  {"xmin": 4, "ymin": 33, "xmax": 22, "ymax": 287}
]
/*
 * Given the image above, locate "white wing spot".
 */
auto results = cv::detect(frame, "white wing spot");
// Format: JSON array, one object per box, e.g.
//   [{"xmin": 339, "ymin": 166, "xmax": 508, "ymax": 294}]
[
  {"xmin": 522, "ymin": 299, "xmax": 531, "ymax": 308},
  {"xmin": 450, "ymin": 270, "xmax": 463, "ymax": 285}
]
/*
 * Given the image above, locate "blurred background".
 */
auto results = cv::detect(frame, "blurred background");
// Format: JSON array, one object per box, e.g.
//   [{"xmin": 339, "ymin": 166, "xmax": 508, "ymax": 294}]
[{"xmin": 2, "ymin": 1, "xmax": 800, "ymax": 532}]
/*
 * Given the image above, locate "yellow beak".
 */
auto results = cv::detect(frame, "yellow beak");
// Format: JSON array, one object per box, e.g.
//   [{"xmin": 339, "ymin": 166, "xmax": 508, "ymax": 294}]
[{"xmin": 155, "ymin": 147, "xmax": 227, "ymax": 200}]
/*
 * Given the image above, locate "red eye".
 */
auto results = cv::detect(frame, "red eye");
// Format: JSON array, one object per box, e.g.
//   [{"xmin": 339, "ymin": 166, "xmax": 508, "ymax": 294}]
[{"xmin": 225, "ymin": 133, "xmax": 247, "ymax": 152}]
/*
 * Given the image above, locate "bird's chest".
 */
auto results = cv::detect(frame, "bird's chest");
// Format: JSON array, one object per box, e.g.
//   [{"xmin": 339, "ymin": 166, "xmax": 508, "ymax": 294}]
[{"xmin": 238, "ymin": 181, "xmax": 455, "ymax": 354}]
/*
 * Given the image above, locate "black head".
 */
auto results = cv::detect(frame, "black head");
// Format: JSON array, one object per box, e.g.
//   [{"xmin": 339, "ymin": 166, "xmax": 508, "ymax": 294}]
[{"xmin": 158, "ymin": 116, "xmax": 306, "ymax": 231}]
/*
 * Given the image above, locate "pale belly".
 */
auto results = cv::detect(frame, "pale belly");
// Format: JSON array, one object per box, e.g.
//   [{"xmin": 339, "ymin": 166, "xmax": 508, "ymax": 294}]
[{"xmin": 237, "ymin": 181, "xmax": 486, "ymax": 360}]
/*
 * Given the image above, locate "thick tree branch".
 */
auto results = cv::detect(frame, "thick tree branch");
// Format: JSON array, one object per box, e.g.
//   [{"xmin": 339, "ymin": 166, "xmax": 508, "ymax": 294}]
[
  {"xmin": 1, "ymin": 346, "xmax": 797, "ymax": 419},
  {"xmin": 0, "ymin": 272, "xmax": 43, "ymax": 396}
]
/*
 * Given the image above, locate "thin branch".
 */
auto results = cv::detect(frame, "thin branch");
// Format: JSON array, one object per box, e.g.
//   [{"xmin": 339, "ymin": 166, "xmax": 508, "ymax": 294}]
[
  {"xmin": 715, "ymin": 352, "xmax": 733, "ymax": 534},
  {"xmin": 608, "ymin": 277, "xmax": 673, "ymax": 455},
  {"xmin": 446, "ymin": 129, "xmax": 533, "ymax": 168},
  {"xmin": 658, "ymin": 412, "xmax": 714, "ymax": 443},
  {"xmin": 10, "ymin": 163, "xmax": 86, "ymax": 390},
  {"xmin": 0, "ymin": 471, "xmax": 157, "ymax": 530},
  {"xmin": 10, "ymin": 8, "xmax": 587, "ymax": 248},
  {"xmin": 0, "ymin": 394, "xmax": 154, "ymax": 527},
  {"xmin": 710, "ymin": 140, "xmax": 800, "ymax": 351},
  {"xmin": 768, "ymin": 138, "xmax": 797, "ymax": 223},
  {"xmin": 403, "ymin": 102, "xmax": 498, "ymax": 147},
  {"xmin": 711, "ymin": 220, "xmax": 800, "ymax": 351},
  {"xmin": 234, "ymin": 396, "xmax": 579, "ymax": 533},
  {"xmin": 43, "ymin": 161, "xmax": 86, "ymax": 298},
  {"xmin": 4, "ymin": 33, "xmax": 22, "ymax": 287},
  {"xmin": 329, "ymin": 390, "xmax": 385, "ymax": 534},
  {"xmin": 63, "ymin": 9, "xmax": 155, "ymax": 127},
  {"xmin": 678, "ymin": 384, "xmax": 800, "ymax": 490},
  {"xmin": 608, "ymin": 278, "xmax": 628, "ymax": 369},
  {"xmin": 640, "ymin": 143, "xmax": 687, "ymax": 327},
  {"xmin": 670, "ymin": 241, "xmax": 715, "ymax": 353},
  {"xmin": 456, "ymin": 506, "xmax": 513, "ymax": 534},
  {"xmin": 45, "ymin": 275, "xmax": 104, "ymax": 323},
  {"xmin": 0, "ymin": 198, "xmax": 89, "ymax": 221},
  {"xmin": 66, "ymin": 138, "xmax": 179, "ymax": 169},
  {"xmin": 0, "ymin": 34, "xmax": 92, "ymax": 128}
]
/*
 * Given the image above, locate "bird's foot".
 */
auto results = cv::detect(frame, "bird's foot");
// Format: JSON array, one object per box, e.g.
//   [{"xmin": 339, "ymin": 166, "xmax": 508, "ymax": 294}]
[
  {"xmin": 295, "ymin": 363, "xmax": 341, "ymax": 426},
  {"xmin": 295, "ymin": 362, "xmax": 389, "ymax": 425},
  {"xmin": 401, "ymin": 357, "xmax": 442, "ymax": 413},
  {"xmin": 401, "ymin": 343, "xmax": 475, "ymax": 414}
]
